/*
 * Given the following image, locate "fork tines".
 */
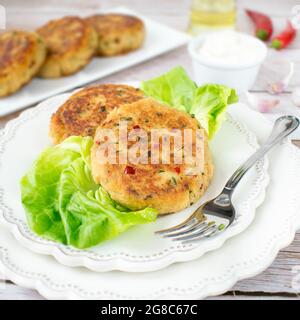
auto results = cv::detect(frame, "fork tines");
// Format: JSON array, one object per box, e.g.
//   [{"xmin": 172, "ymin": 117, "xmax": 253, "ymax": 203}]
[{"xmin": 156, "ymin": 218, "xmax": 219, "ymax": 243}]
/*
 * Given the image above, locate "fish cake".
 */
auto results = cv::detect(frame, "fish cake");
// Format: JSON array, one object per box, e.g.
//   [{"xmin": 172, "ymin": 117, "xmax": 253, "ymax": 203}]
[
  {"xmin": 37, "ymin": 16, "xmax": 98, "ymax": 78},
  {"xmin": 50, "ymin": 84, "xmax": 144, "ymax": 144},
  {"xmin": 91, "ymin": 98, "xmax": 214, "ymax": 214},
  {"xmin": 0, "ymin": 30, "xmax": 46, "ymax": 97},
  {"xmin": 85, "ymin": 14, "xmax": 145, "ymax": 56}
]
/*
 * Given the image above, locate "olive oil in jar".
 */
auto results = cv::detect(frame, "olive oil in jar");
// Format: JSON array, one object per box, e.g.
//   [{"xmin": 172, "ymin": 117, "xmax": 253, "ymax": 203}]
[{"xmin": 188, "ymin": 0, "xmax": 236, "ymax": 35}]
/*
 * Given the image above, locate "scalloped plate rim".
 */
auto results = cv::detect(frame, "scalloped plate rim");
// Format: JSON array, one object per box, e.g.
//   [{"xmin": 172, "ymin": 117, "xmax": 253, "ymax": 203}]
[
  {"xmin": 0, "ymin": 91, "xmax": 269, "ymax": 272},
  {"xmin": 0, "ymin": 140, "xmax": 298, "ymax": 299}
]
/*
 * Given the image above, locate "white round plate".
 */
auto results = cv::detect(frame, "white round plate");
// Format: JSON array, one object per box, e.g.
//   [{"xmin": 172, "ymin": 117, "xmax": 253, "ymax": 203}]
[
  {"xmin": 0, "ymin": 104, "xmax": 298, "ymax": 300},
  {"xmin": 0, "ymin": 93, "xmax": 269, "ymax": 272}
]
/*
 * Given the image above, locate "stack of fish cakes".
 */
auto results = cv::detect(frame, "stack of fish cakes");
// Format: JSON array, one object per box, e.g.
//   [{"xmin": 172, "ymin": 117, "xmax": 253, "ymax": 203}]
[
  {"xmin": 0, "ymin": 14, "xmax": 145, "ymax": 97},
  {"xmin": 50, "ymin": 86, "xmax": 213, "ymax": 215}
]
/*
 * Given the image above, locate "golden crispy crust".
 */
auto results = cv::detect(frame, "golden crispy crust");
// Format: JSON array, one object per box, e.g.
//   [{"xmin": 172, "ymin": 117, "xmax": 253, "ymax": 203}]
[
  {"xmin": 49, "ymin": 84, "xmax": 144, "ymax": 144},
  {"xmin": 37, "ymin": 16, "xmax": 98, "ymax": 78},
  {"xmin": 85, "ymin": 14, "xmax": 145, "ymax": 56},
  {"xmin": 91, "ymin": 98, "xmax": 214, "ymax": 214},
  {"xmin": 0, "ymin": 30, "xmax": 46, "ymax": 97}
]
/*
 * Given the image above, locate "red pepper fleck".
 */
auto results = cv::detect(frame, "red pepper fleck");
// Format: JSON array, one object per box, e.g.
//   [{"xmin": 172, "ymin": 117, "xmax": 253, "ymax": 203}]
[
  {"xmin": 133, "ymin": 125, "xmax": 140, "ymax": 130},
  {"xmin": 124, "ymin": 165, "xmax": 136, "ymax": 175},
  {"xmin": 246, "ymin": 9, "xmax": 273, "ymax": 41},
  {"xmin": 271, "ymin": 21, "xmax": 296, "ymax": 50},
  {"xmin": 174, "ymin": 167, "xmax": 180, "ymax": 174},
  {"xmin": 95, "ymin": 140, "xmax": 100, "ymax": 145}
]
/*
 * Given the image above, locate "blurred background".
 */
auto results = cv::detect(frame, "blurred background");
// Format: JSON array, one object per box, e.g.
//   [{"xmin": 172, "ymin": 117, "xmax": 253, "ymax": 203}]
[
  {"xmin": 1, "ymin": 0, "xmax": 299, "ymax": 35},
  {"xmin": 1, "ymin": 0, "xmax": 300, "ymax": 137}
]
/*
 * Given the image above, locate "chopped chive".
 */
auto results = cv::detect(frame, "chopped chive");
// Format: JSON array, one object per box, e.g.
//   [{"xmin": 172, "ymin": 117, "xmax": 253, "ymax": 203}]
[
  {"xmin": 218, "ymin": 224, "xmax": 225, "ymax": 231},
  {"xmin": 120, "ymin": 116, "xmax": 133, "ymax": 121},
  {"xmin": 170, "ymin": 177, "xmax": 177, "ymax": 186}
]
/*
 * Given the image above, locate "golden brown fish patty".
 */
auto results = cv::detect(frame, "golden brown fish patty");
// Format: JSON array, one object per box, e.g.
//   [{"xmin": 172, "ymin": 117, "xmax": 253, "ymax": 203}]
[
  {"xmin": 49, "ymin": 84, "xmax": 144, "ymax": 144},
  {"xmin": 37, "ymin": 16, "xmax": 98, "ymax": 78},
  {"xmin": 0, "ymin": 30, "xmax": 46, "ymax": 97},
  {"xmin": 85, "ymin": 14, "xmax": 145, "ymax": 56},
  {"xmin": 91, "ymin": 98, "xmax": 214, "ymax": 214}
]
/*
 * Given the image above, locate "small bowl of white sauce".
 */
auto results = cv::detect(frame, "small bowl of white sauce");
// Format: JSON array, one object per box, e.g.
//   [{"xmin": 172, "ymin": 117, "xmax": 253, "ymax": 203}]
[{"xmin": 188, "ymin": 30, "xmax": 267, "ymax": 91}]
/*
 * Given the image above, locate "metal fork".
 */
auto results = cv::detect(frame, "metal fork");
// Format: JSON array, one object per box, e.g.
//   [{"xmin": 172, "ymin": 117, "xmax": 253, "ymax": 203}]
[{"xmin": 156, "ymin": 115, "xmax": 299, "ymax": 244}]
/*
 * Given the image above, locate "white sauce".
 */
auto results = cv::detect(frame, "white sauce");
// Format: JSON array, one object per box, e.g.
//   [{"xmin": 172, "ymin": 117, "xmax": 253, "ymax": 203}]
[{"xmin": 197, "ymin": 30, "xmax": 263, "ymax": 65}]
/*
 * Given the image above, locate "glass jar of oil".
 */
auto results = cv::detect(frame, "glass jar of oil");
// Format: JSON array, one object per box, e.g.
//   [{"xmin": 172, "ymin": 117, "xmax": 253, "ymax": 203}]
[{"xmin": 188, "ymin": 0, "xmax": 236, "ymax": 35}]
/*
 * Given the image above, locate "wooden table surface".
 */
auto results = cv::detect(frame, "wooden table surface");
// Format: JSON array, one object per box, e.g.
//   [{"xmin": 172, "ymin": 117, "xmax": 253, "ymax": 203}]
[{"xmin": 0, "ymin": 0, "xmax": 300, "ymax": 300}]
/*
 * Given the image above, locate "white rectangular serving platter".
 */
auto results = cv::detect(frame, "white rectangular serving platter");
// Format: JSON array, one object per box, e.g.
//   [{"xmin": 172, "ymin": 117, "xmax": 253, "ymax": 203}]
[{"xmin": 0, "ymin": 7, "xmax": 190, "ymax": 117}]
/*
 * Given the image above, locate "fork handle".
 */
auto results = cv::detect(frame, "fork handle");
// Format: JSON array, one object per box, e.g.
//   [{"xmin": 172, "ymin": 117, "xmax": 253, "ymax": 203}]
[{"xmin": 224, "ymin": 115, "xmax": 299, "ymax": 193}]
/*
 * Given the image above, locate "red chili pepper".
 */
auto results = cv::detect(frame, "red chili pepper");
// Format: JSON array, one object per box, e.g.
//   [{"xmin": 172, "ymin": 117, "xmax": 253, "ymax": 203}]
[
  {"xmin": 271, "ymin": 21, "xmax": 297, "ymax": 50},
  {"xmin": 124, "ymin": 165, "xmax": 135, "ymax": 175},
  {"xmin": 246, "ymin": 9, "xmax": 273, "ymax": 41},
  {"xmin": 174, "ymin": 167, "xmax": 180, "ymax": 174}
]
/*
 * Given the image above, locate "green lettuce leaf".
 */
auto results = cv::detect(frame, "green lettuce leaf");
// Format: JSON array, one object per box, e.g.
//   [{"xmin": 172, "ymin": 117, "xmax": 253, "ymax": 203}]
[
  {"xmin": 21, "ymin": 136, "xmax": 157, "ymax": 249},
  {"xmin": 140, "ymin": 66, "xmax": 238, "ymax": 138},
  {"xmin": 190, "ymin": 84, "xmax": 238, "ymax": 138},
  {"xmin": 140, "ymin": 66, "xmax": 197, "ymax": 112},
  {"xmin": 65, "ymin": 188, "xmax": 157, "ymax": 248}
]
